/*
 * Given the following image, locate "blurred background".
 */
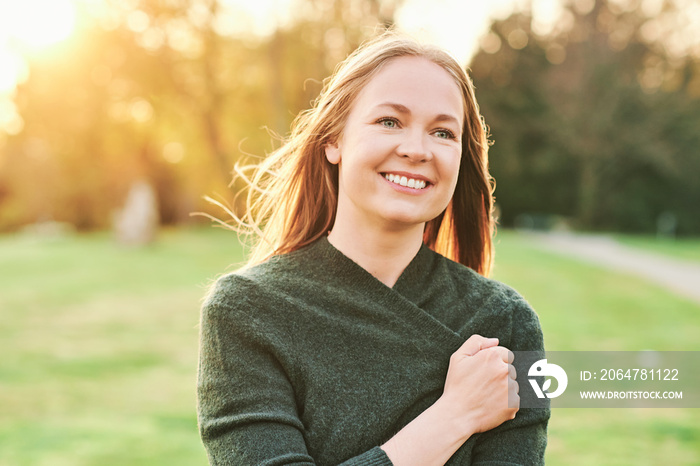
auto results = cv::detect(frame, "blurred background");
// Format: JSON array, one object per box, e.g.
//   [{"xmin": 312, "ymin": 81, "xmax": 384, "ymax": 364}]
[{"xmin": 1, "ymin": 0, "xmax": 699, "ymax": 464}]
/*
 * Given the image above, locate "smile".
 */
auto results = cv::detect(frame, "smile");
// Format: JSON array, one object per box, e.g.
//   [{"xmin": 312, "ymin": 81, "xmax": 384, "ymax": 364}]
[{"xmin": 383, "ymin": 173, "xmax": 428, "ymax": 189}]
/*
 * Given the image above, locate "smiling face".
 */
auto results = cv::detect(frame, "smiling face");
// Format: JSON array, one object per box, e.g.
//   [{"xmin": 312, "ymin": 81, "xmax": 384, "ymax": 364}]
[{"xmin": 325, "ymin": 55, "xmax": 464, "ymax": 233}]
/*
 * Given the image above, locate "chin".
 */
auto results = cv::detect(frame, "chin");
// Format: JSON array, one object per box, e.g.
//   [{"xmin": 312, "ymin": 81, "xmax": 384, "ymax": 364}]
[{"xmin": 380, "ymin": 211, "xmax": 434, "ymax": 228}]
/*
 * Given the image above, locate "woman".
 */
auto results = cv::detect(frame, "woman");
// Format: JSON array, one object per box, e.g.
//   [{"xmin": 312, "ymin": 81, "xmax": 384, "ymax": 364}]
[{"xmin": 197, "ymin": 32, "xmax": 549, "ymax": 465}]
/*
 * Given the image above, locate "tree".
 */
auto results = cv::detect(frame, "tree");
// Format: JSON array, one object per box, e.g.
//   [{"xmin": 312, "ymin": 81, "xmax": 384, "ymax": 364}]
[
  {"xmin": 471, "ymin": 0, "xmax": 700, "ymax": 234},
  {"xmin": 0, "ymin": 0, "xmax": 403, "ymax": 231}
]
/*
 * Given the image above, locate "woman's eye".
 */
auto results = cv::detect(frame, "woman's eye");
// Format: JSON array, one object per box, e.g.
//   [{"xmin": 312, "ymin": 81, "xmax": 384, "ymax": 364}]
[
  {"xmin": 378, "ymin": 118, "xmax": 398, "ymax": 128},
  {"xmin": 434, "ymin": 129, "xmax": 456, "ymax": 139}
]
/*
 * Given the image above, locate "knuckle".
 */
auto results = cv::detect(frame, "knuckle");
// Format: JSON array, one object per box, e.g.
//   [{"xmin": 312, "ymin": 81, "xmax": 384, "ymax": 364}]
[
  {"xmin": 484, "ymin": 348, "xmax": 498, "ymax": 361},
  {"xmin": 464, "ymin": 334, "xmax": 481, "ymax": 347}
]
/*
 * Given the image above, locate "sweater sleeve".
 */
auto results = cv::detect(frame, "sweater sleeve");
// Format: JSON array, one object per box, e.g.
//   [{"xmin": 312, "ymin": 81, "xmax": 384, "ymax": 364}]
[
  {"xmin": 470, "ymin": 297, "xmax": 550, "ymax": 466},
  {"xmin": 196, "ymin": 276, "xmax": 393, "ymax": 466}
]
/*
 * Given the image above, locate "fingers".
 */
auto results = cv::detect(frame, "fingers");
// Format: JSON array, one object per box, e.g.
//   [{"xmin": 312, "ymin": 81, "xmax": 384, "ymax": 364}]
[
  {"xmin": 444, "ymin": 337, "xmax": 521, "ymax": 431},
  {"xmin": 508, "ymin": 361, "xmax": 520, "ymax": 411},
  {"xmin": 502, "ymin": 349, "xmax": 514, "ymax": 364},
  {"xmin": 508, "ymin": 360, "xmax": 520, "ymax": 411},
  {"xmin": 459, "ymin": 334, "xmax": 499, "ymax": 357},
  {"xmin": 509, "ymin": 381, "xmax": 521, "ymax": 411},
  {"xmin": 457, "ymin": 336, "xmax": 512, "ymax": 363},
  {"xmin": 478, "ymin": 345, "xmax": 513, "ymax": 364}
]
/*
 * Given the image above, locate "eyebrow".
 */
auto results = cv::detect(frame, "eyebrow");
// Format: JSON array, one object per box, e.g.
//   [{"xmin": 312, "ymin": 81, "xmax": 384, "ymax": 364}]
[{"xmin": 375, "ymin": 102, "xmax": 461, "ymax": 126}]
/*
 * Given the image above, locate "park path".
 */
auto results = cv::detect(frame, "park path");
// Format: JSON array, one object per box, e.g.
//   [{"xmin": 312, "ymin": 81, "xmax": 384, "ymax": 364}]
[{"xmin": 525, "ymin": 232, "xmax": 700, "ymax": 305}]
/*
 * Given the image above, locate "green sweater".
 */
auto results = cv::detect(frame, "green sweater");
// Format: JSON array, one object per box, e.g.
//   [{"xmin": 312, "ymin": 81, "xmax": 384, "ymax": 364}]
[{"xmin": 197, "ymin": 237, "xmax": 549, "ymax": 465}]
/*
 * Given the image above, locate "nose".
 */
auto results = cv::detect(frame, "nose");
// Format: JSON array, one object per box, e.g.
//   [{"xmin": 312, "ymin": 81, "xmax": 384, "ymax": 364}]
[{"xmin": 397, "ymin": 128, "xmax": 432, "ymax": 163}]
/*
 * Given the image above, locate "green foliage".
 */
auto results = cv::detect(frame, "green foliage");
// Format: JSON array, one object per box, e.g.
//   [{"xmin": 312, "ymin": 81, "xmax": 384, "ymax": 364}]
[
  {"xmin": 1, "ymin": 228, "xmax": 699, "ymax": 464},
  {"xmin": 0, "ymin": 0, "xmax": 400, "ymax": 232},
  {"xmin": 472, "ymin": 0, "xmax": 700, "ymax": 234},
  {"xmin": 4, "ymin": 0, "xmax": 697, "ymax": 235}
]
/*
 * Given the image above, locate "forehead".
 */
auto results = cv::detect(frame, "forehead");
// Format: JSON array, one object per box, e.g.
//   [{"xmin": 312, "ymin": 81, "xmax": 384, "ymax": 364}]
[{"xmin": 351, "ymin": 56, "xmax": 464, "ymax": 123}]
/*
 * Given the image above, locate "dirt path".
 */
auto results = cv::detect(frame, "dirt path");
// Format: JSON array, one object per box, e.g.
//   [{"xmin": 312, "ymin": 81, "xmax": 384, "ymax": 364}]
[{"xmin": 526, "ymin": 232, "xmax": 700, "ymax": 305}]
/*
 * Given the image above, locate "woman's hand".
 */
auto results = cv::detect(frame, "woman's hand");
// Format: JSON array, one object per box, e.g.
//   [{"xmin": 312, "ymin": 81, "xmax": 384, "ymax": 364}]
[
  {"xmin": 438, "ymin": 335, "xmax": 519, "ymax": 436},
  {"xmin": 381, "ymin": 334, "xmax": 519, "ymax": 466}
]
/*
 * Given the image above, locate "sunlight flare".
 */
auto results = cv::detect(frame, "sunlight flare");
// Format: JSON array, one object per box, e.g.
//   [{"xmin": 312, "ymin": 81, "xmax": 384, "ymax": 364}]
[{"xmin": 0, "ymin": 0, "xmax": 76, "ymax": 49}]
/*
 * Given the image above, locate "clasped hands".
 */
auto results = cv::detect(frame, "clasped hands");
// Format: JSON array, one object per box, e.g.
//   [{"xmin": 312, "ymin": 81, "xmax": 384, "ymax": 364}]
[{"xmin": 437, "ymin": 334, "xmax": 519, "ymax": 437}]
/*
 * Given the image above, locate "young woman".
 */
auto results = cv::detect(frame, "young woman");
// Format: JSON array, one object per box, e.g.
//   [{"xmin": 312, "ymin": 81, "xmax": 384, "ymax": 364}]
[{"xmin": 197, "ymin": 32, "xmax": 549, "ymax": 465}]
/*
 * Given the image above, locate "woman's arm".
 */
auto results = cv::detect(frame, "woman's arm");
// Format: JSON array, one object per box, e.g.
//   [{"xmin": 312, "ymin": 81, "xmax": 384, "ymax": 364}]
[
  {"xmin": 381, "ymin": 335, "xmax": 519, "ymax": 466},
  {"xmin": 197, "ymin": 288, "xmax": 393, "ymax": 466},
  {"xmin": 198, "ymin": 277, "xmax": 540, "ymax": 466},
  {"xmin": 468, "ymin": 298, "xmax": 550, "ymax": 465}
]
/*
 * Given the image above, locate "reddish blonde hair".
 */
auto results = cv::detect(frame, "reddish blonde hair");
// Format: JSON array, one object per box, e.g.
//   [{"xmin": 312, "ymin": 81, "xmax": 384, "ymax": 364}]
[{"xmin": 227, "ymin": 31, "xmax": 495, "ymax": 275}]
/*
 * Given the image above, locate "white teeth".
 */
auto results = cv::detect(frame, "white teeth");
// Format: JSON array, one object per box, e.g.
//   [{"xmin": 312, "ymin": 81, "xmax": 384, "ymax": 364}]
[{"xmin": 383, "ymin": 174, "xmax": 428, "ymax": 190}]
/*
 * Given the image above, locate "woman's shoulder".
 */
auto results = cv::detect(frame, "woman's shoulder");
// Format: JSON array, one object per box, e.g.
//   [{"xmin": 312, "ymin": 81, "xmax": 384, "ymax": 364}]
[
  {"xmin": 433, "ymin": 253, "xmax": 544, "ymax": 350},
  {"xmin": 435, "ymin": 251, "xmax": 530, "ymax": 309},
  {"xmin": 201, "ymin": 271, "xmax": 261, "ymax": 316},
  {"xmin": 202, "ymin": 243, "xmax": 320, "ymax": 312},
  {"xmin": 203, "ymin": 263, "xmax": 282, "ymax": 307}
]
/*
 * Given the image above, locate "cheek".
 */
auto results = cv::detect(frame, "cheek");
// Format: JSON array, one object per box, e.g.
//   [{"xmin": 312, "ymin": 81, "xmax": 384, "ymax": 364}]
[
  {"xmin": 439, "ymin": 157, "xmax": 462, "ymax": 205},
  {"xmin": 341, "ymin": 139, "xmax": 380, "ymax": 169},
  {"xmin": 442, "ymin": 150, "xmax": 462, "ymax": 185},
  {"xmin": 336, "ymin": 152, "xmax": 369, "ymax": 187}
]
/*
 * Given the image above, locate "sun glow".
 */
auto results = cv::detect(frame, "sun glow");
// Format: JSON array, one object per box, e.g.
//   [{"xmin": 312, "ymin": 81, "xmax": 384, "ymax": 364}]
[
  {"xmin": 0, "ymin": 0, "xmax": 76, "ymax": 94},
  {"xmin": 0, "ymin": 0, "xmax": 76, "ymax": 134},
  {"xmin": 395, "ymin": 0, "xmax": 520, "ymax": 66},
  {"xmin": 0, "ymin": 0, "xmax": 76, "ymax": 50}
]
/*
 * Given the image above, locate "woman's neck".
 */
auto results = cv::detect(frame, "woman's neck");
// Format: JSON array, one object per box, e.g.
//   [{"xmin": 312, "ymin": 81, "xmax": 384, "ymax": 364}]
[{"xmin": 327, "ymin": 221, "xmax": 424, "ymax": 288}]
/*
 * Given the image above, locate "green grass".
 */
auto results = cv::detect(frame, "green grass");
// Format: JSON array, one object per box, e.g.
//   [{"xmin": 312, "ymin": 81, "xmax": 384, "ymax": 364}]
[
  {"xmin": 0, "ymin": 227, "xmax": 244, "ymax": 466},
  {"xmin": 492, "ymin": 230, "xmax": 700, "ymax": 465},
  {"xmin": 1, "ymin": 227, "xmax": 698, "ymax": 465},
  {"xmin": 492, "ymin": 231, "xmax": 700, "ymax": 351},
  {"xmin": 611, "ymin": 234, "xmax": 700, "ymax": 263}
]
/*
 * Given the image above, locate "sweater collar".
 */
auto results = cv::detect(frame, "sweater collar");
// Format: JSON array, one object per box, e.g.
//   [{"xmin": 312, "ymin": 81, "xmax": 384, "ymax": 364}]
[
  {"xmin": 308, "ymin": 235, "xmax": 438, "ymax": 300},
  {"xmin": 302, "ymin": 235, "xmax": 463, "ymax": 349}
]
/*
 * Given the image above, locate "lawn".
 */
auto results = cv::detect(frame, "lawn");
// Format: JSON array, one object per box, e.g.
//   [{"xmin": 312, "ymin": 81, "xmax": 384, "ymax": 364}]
[
  {"xmin": 1, "ymin": 227, "xmax": 698, "ymax": 465},
  {"xmin": 0, "ymin": 227, "xmax": 244, "ymax": 466},
  {"xmin": 610, "ymin": 234, "xmax": 700, "ymax": 263},
  {"xmin": 492, "ymin": 230, "xmax": 700, "ymax": 465}
]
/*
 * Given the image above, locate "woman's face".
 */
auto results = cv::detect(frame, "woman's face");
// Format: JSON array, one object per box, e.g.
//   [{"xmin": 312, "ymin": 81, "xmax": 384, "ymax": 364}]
[{"xmin": 325, "ymin": 56, "xmax": 463, "ymax": 232}]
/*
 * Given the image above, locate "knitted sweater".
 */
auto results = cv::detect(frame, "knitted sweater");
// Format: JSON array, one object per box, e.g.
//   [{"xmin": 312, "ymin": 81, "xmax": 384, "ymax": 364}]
[{"xmin": 197, "ymin": 236, "xmax": 549, "ymax": 465}]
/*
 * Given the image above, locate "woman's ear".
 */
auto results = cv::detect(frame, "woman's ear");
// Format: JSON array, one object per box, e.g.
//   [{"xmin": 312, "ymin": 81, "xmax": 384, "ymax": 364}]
[{"xmin": 324, "ymin": 142, "xmax": 341, "ymax": 165}]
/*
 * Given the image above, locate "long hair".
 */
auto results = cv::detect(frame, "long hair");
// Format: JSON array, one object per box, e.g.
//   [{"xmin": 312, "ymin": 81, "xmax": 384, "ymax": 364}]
[{"xmin": 230, "ymin": 31, "xmax": 495, "ymax": 276}]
